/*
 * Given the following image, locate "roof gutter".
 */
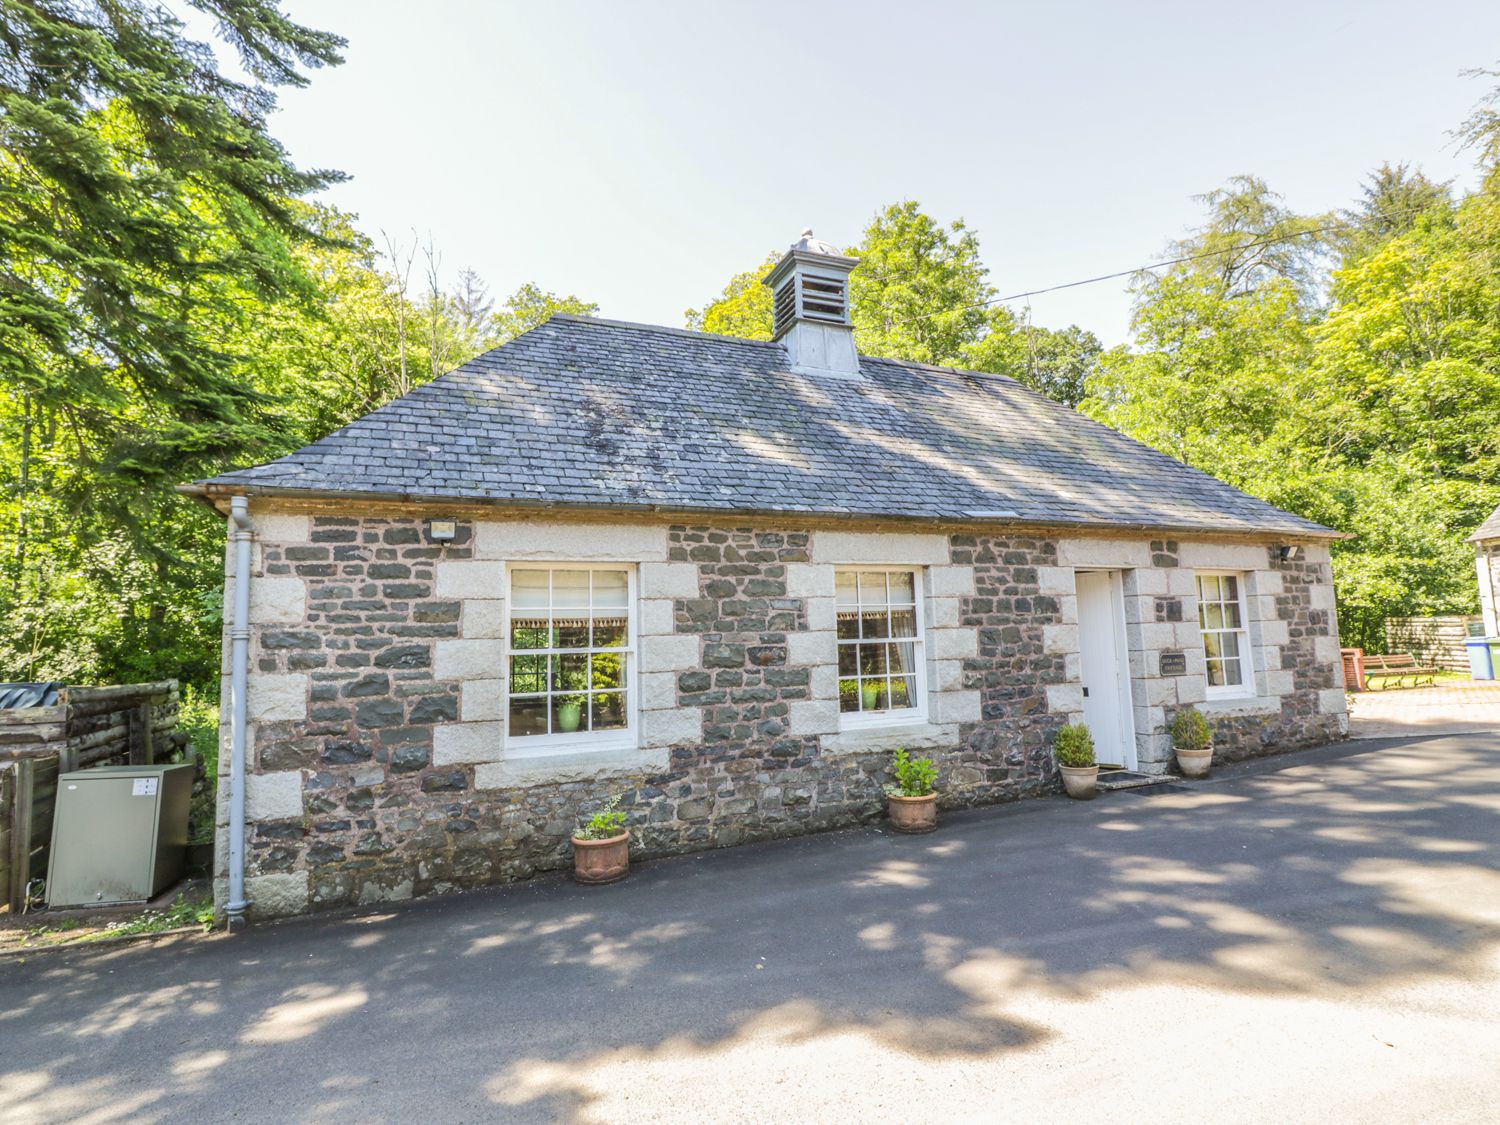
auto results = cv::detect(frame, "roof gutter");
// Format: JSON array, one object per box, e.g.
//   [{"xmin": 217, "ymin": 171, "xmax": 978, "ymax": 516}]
[{"xmin": 184, "ymin": 481, "xmax": 1349, "ymax": 542}]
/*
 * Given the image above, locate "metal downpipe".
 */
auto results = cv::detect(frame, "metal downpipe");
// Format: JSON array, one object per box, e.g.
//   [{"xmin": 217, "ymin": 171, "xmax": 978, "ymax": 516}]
[{"xmin": 227, "ymin": 496, "xmax": 253, "ymax": 925}]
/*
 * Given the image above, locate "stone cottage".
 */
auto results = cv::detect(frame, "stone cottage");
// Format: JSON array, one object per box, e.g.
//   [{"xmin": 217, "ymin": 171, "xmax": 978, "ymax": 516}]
[
  {"xmin": 182, "ymin": 231, "xmax": 1348, "ymax": 921},
  {"xmin": 1472, "ymin": 504, "xmax": 1500, "ymax": 636}
]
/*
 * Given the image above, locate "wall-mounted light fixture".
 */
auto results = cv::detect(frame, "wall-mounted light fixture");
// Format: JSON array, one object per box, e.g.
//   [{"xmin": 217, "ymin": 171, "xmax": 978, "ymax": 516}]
[
  {"xmin": 428, "ymin": 520, "xmax": 457, "ymax": 543},
  {"xmin": 1277, "ymin": 544, "xmax": 1302, "ymax": 563}
]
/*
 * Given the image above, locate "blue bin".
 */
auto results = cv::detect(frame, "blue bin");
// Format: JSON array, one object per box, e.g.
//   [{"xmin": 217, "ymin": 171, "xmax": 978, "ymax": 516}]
[{"xmin": 1466, "ymin": 637, "xmax": 1496, "ymax": 680}]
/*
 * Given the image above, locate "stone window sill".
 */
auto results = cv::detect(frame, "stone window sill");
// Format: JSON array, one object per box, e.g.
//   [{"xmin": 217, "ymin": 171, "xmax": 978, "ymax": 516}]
[
  {"xmin": 474, "ymin": 745, "xmax": 668, "ymax": 790},
  {"xmin": 838, "ymin": 709, "xmax": 929, "ymax": 734},
  {"xmin": 820, "ymin": 720, "xmax": 962, "ymax": 756},
  {"xmin": 1200, "ymin": 695, "xmax": 1281, "ymax": 718}
]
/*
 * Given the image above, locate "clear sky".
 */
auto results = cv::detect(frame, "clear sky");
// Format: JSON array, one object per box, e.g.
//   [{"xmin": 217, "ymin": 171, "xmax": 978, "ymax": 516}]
[{"xmin": 259, "ymin": 0, "xmax": 1500, "ymax": 345}]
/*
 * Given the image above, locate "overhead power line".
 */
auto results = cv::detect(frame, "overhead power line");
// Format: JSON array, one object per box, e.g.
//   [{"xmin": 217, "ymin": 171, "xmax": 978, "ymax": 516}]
[{"xmin": 895, "ymin": 194, "xmax": 1487, "ymax": 325}]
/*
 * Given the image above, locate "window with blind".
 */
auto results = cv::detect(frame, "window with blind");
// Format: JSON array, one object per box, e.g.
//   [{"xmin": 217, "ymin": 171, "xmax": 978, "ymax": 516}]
[
  {"xmin": 835, "ymin": 568, "xmax": 926, "ymax": 725},
  {"xmin": 1196, "ymin": 571, "xmax": 1254, "ymax": 699},
  {"xmin": 507, "ymin": 566, "xmax": 635, "ymax": 749}
]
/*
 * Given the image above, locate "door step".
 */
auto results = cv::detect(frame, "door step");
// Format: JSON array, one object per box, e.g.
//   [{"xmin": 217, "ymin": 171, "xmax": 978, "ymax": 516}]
[{"xmin": 1095, "ymin": 770, "xmax": 1175, "ymax": 792}]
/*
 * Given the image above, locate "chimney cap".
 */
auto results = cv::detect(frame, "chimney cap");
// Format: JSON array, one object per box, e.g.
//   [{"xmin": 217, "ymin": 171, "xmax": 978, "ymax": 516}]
[{"xmin": 789, "ymin": 228, "xmax": 841, "ymax": 256}]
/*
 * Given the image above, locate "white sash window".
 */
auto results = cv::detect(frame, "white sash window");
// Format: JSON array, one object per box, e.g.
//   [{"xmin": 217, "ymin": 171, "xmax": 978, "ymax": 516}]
[
  {"xmin": 1196, "ymin": 571, "xmax": 1254, "ymax": 699},
  {"xmin": 506, "ymin": 565, "xmax": 636, "ymax": 752},
  {"xmin": 835, "ymin": 568, "xmax": 928, "ymax": 727}
]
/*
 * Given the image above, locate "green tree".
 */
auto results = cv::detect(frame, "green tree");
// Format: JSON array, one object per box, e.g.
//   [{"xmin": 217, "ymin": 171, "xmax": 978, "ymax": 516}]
[
  {"xmin": 847, "ymin": 201, "xmax": 992, "ymax": 365},
  {"xmin": 236, "ymin": 211, "xmax": 599, "ymax": 445},
  {"xmin": 232, "ymin": 206, "xmax": 430, "ymax": 441},
  {"xmin": 1085, "ymin": 275, "xmax": 1313, "ymax": 475},
  {"xmin": 688, "ymin": 202, "xmax": 997, "ymax": 366},
  {"xmin": 0, "ymin": 1, "xmax": 344, "ymax": 482},
  {"xmin": 1086, "ymin": 166, "xmax": 1500, "ymax": 651},
  {"xmin": 451, "ymin": 269, "xmax": 497, "ymax": 342},
  {"xmin": 1305, "ymin": 189, "xmax": 1500, "ymax": 645},
  {"xmin": 964, "ymin": 311, "xmax": 1102, "ymax": 407},
  {"xmin": 1335, "ymin": 163, "xmax": 1452, "ymax": 264},
  {"xmin": 0, "ymin": 1, "xmax": 342, "ymax": 685},
  {"xmin": 1156, "ymin": 175, "xmax": 1332, "ymax": 303},
  {"xmin": 1312, "ymin": 206, "xmax": 1500, "ymax": 476},
  {"xmin": 1456, "ymin": 64, "xmax": 1500, "ymax": 169},
  {"xmin": 1083, "ymin": 176, "xmax": 1327, "ymax": 479},
  {"xmin": 685, "ymin": 253, "xmax": 778, "ymax": 340},
  {"xmin": 488, "ymin": 283, "xmax": 599, "ymax": 346}
]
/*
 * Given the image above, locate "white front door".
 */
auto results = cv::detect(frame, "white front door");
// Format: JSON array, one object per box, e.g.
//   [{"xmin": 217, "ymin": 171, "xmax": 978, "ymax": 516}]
[{"xmin": 1075, "ymin": 569, "xmax": 1135, "ymax": 769}]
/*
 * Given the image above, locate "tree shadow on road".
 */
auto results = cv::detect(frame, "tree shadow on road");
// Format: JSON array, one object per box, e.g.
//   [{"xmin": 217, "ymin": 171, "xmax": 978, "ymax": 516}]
[{"xmin": 2, "ymin": 736, "xmax": 1497, "ymax": 1122}]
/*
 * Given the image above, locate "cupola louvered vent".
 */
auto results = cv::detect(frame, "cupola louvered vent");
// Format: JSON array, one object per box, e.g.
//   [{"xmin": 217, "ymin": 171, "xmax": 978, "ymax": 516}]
[
  {"xmin": 773, "ymin": 272, "xmax": 848, "ymax": 336},
  {"xmin": 799, "ymin": 274, "xmax": 847, "ymax": 323},
  {"xmin": 773, "ymin": 278, "xmax": 797, "ymax": 336},
  {"xmin": 763, "ymin": 227, "xmax": 861, "ymax": 376}
]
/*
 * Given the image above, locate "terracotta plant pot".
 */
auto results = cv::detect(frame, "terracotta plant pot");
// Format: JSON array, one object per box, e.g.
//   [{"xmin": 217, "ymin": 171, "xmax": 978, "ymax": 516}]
[
  {"xmin": 571, "ymin": 831, "xmax": 630, "ymax": 884},
  {"xmin": 1175, "ymin": 746, "xmax": 1213, "ymax": 779},
  {"xmin": 888, "ymin": 792, "xmax": 938, "ymax": 834},
  {"xmin": 1059, "ymin": 764, "xmax": 1099, "ymax": 799}
]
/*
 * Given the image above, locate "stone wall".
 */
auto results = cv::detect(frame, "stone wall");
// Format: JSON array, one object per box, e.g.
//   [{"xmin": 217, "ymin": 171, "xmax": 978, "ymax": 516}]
[
  {"xmin": 1029, "ymin": 538, "xmax": 1348, "ymax": 772},
  {"xmin": 218, "ymin": 509, "xmax": 1347, "ymax": 919},
  {"xmin": 947, "ymin": 534, "xmax": 1067, "ymax": 802}
]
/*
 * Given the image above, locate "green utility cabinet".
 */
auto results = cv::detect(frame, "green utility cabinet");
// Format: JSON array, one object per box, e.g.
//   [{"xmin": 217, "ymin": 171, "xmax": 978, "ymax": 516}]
[{"xmin": 46, "ymin": 763, "xmax": 194, "ymax": 907}]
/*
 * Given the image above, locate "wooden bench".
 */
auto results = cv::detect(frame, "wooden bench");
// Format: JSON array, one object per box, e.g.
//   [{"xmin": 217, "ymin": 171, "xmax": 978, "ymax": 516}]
[{"xmin": 1363, "ymin": 653, "xmax": 1440, "ymax": 689}]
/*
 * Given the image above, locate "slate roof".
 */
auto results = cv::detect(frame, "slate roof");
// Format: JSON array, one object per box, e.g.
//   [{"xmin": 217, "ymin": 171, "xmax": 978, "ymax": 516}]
[
  {"xmin": 197, "ymin": 315, "xmax": 1336, "ymax": 539},
  {"xmin": 1470, "ymin": 503, "xmax": 1500, "ymax": 543}
]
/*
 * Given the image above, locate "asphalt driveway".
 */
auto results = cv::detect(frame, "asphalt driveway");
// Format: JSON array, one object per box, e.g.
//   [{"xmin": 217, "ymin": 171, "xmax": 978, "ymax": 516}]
[{"xmin": 2, "ymin": 733, "xmax": 1498, "ymax": 1124}]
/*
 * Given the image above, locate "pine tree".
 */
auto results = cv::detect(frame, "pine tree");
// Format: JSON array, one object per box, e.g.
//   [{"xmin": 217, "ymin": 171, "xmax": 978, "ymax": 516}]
[
  {"xmin": 0, "ymin": 1, "xmax": 343, "ymax": 682},
  {"xmin": 0, "ymin": 1, "xmax": 344, "ymax": 500}
]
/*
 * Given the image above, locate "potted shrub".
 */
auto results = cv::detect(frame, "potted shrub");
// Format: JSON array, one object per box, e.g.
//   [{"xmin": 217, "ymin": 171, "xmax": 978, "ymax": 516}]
[
  {"xmin": 1054, "ymin": 723, "xmax": 1098, "ymax": 799},
  {"xmin": 571, "ymin": 796, "xmax": 629, "ymax": 884},
  {"xmin": 885, "ymin": 747, "xmax": 938, "ymax": 833},
  {"xmin": 1170, "ymin": 707, "xmax": 1214, "ymax": 778}
]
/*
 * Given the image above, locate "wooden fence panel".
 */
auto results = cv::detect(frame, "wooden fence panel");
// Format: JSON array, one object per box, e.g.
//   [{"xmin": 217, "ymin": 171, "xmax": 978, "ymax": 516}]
[
  {"xmin": 0, "ymin": 764, "xmax": 12, "ymax": 912},
  {"xmin": 30, "ymin": 755, "xmax": 57, "ymax": 859},
  {"xmin": 2, "ymin": 755, "xmax": 60, "ymax": 912}
]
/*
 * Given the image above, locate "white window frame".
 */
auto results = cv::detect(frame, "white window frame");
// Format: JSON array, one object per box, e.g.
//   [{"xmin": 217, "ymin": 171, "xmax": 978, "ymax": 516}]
[
  {"xmin": 502, "ymin": 563, "xmax": 639, "ymax": 756},
  {"xmin": 1195, "ymin": 570, "xmax": 1255, "ymax": 700},
  {"xmin": 834, "ymin": 566, "xmax": 930, "ymax": 731}
]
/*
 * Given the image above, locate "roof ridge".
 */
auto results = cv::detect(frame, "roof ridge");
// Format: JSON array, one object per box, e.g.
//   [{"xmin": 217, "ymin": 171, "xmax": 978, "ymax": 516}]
[
  {"xmin": 551, "ymin": 313, "xmax": 1030, "ymax": 386},
  {"xmin": 858, "ymin": 352, "xmax": 1022, "ymax": 385},
  {"xmin": 549, "ymin": 313, "xmax": 785, "ymax": 349}
]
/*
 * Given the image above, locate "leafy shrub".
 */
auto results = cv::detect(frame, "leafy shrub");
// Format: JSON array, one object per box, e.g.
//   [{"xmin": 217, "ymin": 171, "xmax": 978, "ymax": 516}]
[
  {"xmin": 576, "ymin": 795, "xmax": 627, "ymax": 840},
  {"xmin": 1053, "ymin": 723, "xmax": 1095, "ymax": 768},
  {"xmin": 887, "ymin": 747, "xmax": 938, "ymax": 797},
  {"xmin": 177, "ymin": 687, "xmax": 219, "ymax": 845},
  {"xmin": 1170, "ymin": 707, "xmax": 1212, "ymax": 751},
  {"xmin": 178, "ymin": 686, "xmax": 219, "ymax": 787}
]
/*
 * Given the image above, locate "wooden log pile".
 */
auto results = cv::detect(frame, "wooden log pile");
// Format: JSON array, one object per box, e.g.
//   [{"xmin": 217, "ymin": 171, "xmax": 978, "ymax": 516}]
[
  {"xmin": 0, "ymin": 681, "xmax": 183, "ymax": 768},
  {"xmin": 0, "ymin": 705, "xmax": 66, "ymax": 762},
  {"xmin": 1384, "ymin": 615, "xmax": 1485, "ymax": 673}
]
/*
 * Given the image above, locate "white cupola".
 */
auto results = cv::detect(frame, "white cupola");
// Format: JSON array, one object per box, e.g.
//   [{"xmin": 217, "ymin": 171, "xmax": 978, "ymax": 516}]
[{"xmin": 763, "ymin": 229, "xmax": 860, "ymax": 377}]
